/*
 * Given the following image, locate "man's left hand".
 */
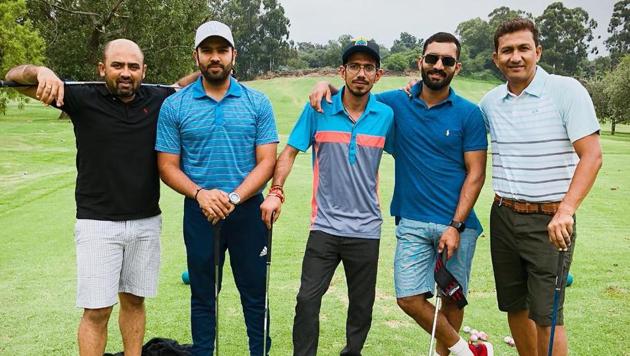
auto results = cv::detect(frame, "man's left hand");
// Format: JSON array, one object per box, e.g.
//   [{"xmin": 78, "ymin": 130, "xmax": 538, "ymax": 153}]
[
  {"xmin": 547, "ymin": 209, "xmax": 574, "ymax": 250},
  {"xmin": 438, "ymin": 227, "xmax": 460, "ymax": 260}
]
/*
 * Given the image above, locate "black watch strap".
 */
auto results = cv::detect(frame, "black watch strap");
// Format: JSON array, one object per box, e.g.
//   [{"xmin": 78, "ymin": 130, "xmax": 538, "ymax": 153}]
[{"xmin": 449, "ymin": 220, "xmax": 466, "ymax": 233}]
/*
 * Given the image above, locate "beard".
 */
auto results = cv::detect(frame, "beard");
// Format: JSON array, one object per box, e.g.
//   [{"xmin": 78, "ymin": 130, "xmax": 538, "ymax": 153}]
[
  {"xmin": 421, "ymin": 67, "xmax": 455, "ymax": 90},
  {"xmin": 200, "ymin": 61, "xmax": 233, "ymax": 84},
  {"xmin": 105, "ymin": 77, "xmax": 138, "ymax": 98},
  {"xmin": 345, "ymin": 81, "xmax": 372, "ymax": 97},
  {"xmin": 344, "ymin": 73, "xmax": 373, "ymax": 97}
]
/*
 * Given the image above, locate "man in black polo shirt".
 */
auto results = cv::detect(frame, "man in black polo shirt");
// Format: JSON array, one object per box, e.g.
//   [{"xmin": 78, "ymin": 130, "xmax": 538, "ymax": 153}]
[{"xmin": 5, "ymin": 39, "xmax": 196, "ymax": 356}]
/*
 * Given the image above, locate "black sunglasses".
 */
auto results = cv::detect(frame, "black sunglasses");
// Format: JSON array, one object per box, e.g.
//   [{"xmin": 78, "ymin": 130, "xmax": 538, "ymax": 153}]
[{"xmin": 423, "ymin": 54, "xmax": 457, "ymax": 67}]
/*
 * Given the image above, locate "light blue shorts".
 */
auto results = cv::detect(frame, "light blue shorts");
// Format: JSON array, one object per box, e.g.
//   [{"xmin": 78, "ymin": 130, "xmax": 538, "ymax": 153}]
[{"xmin": 394, "ymin": 218, "xmax": 480, "ymax": 299}]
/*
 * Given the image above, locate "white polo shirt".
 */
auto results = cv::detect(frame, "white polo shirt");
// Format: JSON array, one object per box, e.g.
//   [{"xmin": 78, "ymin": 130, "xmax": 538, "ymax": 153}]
[{"xmin": 480, "ymin": 66, "xmax": 600, "ymax": 202}]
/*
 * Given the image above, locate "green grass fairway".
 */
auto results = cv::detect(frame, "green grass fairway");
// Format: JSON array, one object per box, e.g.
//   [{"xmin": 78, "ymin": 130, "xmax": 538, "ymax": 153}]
[{"xmin": 1, "ymin": 76, "xmax": 629, "ymax": 355}]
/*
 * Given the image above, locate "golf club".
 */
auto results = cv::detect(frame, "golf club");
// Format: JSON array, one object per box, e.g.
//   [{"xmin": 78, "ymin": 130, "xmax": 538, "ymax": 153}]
[
  {"xmin": 428, "ymin": 281, "xmax": 441, "ymax": 356},
  {"xmin": 0, "ymin": 80, "xmax": 178, "ymax": 88},
  {"xmin": 548, "ymin": 249, "xmax": 567, "ymax": 356},
  {"xmin": 429, "ymin": 250, "xmax": 447, "ymax": 356},
  {"xmin": 212, "ymin": 221, "xmax": 223, "ymax": 356},
  {"xmin": 262, "ymin": 212, "xmax": 274, "ymax": 356}
]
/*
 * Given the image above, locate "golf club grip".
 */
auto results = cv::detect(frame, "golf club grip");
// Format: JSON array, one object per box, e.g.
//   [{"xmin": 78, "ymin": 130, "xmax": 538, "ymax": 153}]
[
  {"xmin": 212, "ymin": 222, "xmax": 223, "ymax": 267},
  {"xmin": 267, "ymin": 212, "xmax": 274, "ymax": 264},
  {"xmin": 555, "ymin": 250, "xmax": 566, "ymax": 289},
  {"xmin": 0, "ymin": 80, "xmax": 177, "ymax": 88}
]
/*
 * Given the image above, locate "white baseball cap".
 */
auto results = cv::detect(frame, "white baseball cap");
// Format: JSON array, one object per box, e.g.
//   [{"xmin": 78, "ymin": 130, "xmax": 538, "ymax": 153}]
[{"xmin": 194, "ymin": 21, "xmax": 234, "ymax": 48}]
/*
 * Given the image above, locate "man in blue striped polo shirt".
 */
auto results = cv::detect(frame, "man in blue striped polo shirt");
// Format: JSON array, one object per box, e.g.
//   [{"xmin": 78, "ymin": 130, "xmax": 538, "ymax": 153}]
[
  {"xmin": 260, "ymin": 38, "xmax": 394, "ymax": 356},
  {"xmin": 480, "ymin": 18, "xmax": 602, "ymax": 356},
  {"xmin": 156, "ymin": 21, "xmax": 278, "ymax": 355}
]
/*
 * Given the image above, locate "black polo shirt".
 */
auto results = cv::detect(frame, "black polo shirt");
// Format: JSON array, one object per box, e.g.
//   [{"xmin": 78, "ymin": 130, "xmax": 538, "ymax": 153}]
[{"xmin": 58, "ymin": 84, "xmax": 175, "ymax": 221}]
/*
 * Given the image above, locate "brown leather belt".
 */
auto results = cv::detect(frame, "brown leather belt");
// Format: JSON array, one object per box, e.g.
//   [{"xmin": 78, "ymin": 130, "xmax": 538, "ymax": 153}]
[{"xmin": 494, "ymin": 194, "xmax": 560, "ymax": 215}]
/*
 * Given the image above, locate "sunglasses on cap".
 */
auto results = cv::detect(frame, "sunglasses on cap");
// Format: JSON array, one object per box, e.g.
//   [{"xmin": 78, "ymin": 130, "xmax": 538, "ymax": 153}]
[{"xmin": 423, "ymin": 54, "xmax": 457, "ymax": 67}]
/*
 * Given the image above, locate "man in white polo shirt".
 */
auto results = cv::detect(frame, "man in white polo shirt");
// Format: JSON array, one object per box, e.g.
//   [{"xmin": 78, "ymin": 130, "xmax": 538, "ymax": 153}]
[{"xmin": 480, "ymin": 18, "xmax": 602, "ymax": 356}]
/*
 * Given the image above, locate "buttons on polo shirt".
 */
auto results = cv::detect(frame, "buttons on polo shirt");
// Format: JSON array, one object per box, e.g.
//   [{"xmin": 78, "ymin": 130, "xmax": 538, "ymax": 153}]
[
  {"xmin": 214, "ymin": 104, "xmax": 224, "ymax": 126},
  {"xmin": 348, "ymin": 130, "xmax": 357, "ymax": 165}
]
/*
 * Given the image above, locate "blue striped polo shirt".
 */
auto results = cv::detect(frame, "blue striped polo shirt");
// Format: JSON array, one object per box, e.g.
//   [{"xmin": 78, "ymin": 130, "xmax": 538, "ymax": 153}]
[
  {"xmin": 288, "ymin": 88, "xmax": 395, "ymax": 239},
  {"xmin": 155, "ymin": 76, "xmax": 278, "ymax": 192},
  {"xmin": 480, "ymin": 66, "xmax": 600, "ymax": 202}
]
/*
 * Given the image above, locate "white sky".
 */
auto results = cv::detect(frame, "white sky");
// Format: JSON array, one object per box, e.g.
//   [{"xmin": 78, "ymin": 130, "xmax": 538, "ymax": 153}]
[{"xmin": 278, "ymin": 0, "xmax": 615, "ymax": 56}]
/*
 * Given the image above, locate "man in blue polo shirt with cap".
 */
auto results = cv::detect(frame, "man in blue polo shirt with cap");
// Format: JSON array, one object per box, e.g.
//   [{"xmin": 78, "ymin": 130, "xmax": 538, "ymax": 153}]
[
  {"xmin": 156, "ymin": 21, "xmax": 278, "ymax": 355},
  {"xmin": 260, "ymin": 37, "xmax": 394, "ymax": 356},
  {"xmin": 309, "ymin": 32, "xmax": 487, "ymax": 356}
]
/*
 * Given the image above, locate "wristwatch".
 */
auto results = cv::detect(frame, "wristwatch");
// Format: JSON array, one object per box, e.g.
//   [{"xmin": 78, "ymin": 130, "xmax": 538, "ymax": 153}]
[
  {"xmin": 228, "ymin": 191, "xmax": 241, "ymax": 205},
  {"xmin": 449, "ymin": 220, "xmax": 466, "ymax": 233}
]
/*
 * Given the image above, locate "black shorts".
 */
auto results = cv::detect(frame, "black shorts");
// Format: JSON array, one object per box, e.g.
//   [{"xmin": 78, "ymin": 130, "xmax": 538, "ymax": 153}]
[{"xmin": 490, "ymin": 202, "xmax": 575, "ymax": 326}]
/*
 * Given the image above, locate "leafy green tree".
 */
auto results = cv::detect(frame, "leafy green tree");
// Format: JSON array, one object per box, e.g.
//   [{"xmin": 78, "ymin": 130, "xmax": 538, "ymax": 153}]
[
  {"xmin": 487, "ymin": 6, "xmax": 532, "ymax": 28},
  {"xmin": 604, "ymin": 55, "xmax": 630, "ymax": 134},
  {"xmin": 212, "ymin": 0, "xmax": 291, "ymax": 80},
  {"xmin": 0, "ymin": 0, "xmax": 46, "ymax": 113},
  {"xmin": 382, "ymin": 51, "xmax": 418, "ymax": 72},
  {"xmin": 258, "ymin": 0, "xmax": 291, "ymax": 72},
  {"xmin": 585, "ymin": 55, "xmax": 630, "ymax": 135},
  {"xmin": 582, "ymin": 55, "xmax": 614, "ymax": 79},
  {"xmin": 585, "ymin": 78, "xmax": 612, "ymax": 132},
  {"xmin": 27, "ymin": 0, "xmax": 212, "ymax": 82},
  {"xmin": 605, "ymin": 0, "xmax": 630, "ymax": 65},
  {"xmin": 292, "ymin": 35, "xmax": 377, "ymax": 70},
  {"xmin": 390, "ymin": 32, "xmax": 422, "ymax": 54},
  {"xmin": 456, "ymin": 17, "xmax": 495, "ymax": 78},
  {"xmin": 378, "ymin": 44, "xmax": 391, "ymax": 61},
  {"xmin": 322, "ymin": 38, "xmax": 343, "ymax": 68},
  {"xmin": 295, "ymin": 42, "xmax": 328, "ymax": 68},
  {"xmin": 536, "ymin": 2, "xmax": 598, "ymax": 76}
]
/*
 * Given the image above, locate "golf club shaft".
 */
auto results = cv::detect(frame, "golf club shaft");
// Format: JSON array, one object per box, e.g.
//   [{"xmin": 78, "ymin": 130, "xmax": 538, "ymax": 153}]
[
  {"xmin": 0, "ymin": 80, "xmax": 178, "ymax": 88},
  {"xmin": 213, "ymin": 222, "xmax": 223, "ymax": 356},
  {"xmin": 548, "ymin": 250, "xmax": 566, "ymax": 356},
  {"xmin": 263, "ymin": 212, "xmax": 274, "ymax": 356},
  {"xmin": 429, "ymin": 283, "xmax": 440, "ymax": 356}
]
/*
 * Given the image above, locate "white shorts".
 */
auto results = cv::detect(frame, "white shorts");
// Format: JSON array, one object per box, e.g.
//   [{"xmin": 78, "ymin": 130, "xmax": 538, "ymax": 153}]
[{"xmin": 74, "ymin": 215, "xmax": 161, "ymax": 309}]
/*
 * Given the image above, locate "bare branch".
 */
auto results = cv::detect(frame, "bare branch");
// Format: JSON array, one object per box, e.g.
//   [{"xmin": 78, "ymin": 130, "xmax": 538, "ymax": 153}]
[
  {"xmin": 98, "ymin": 0, "xmax": 127, "ymax": 28},
  {"xmin": 38, "ymin": 0, "xmax": 99, "ymax": 17}
]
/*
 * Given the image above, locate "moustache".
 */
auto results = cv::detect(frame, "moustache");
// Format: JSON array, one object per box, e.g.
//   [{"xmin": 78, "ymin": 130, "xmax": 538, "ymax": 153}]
[
  {"xmin": 207, "ymin": 63, "xmax": 225, "ymax": 70},
  {"xmin": 117, "ymin": 79, "xmax": 132, "ymax": 84},
  {"xmin": 428, "ymin": 69, "xmax": 447, "ymax": 77}
]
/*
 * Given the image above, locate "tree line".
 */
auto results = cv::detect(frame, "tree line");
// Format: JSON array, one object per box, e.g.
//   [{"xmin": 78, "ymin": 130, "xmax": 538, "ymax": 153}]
[{"xmin": 0, "ymin": 0, "xmax": 628, "ymax": 130}]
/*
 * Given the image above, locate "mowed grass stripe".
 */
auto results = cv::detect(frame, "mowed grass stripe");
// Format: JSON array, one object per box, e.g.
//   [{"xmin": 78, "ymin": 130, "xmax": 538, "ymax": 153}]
[{"xmin": 0, "ymin": 76, "xmax": 628, "ymax": 355}]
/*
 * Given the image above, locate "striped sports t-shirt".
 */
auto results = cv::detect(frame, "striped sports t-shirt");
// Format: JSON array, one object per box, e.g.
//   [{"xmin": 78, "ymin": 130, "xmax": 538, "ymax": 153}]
[
  {"xmin": 480, "ymin": 66, "xmax": 600, "ymax": 202},
  {"xmin": 288, "ymin": 89, "xmax": 394, "ymax": 239},
  {"xmin": 155, "ymin": 76, "xmax": 278, "ymax": 192}
]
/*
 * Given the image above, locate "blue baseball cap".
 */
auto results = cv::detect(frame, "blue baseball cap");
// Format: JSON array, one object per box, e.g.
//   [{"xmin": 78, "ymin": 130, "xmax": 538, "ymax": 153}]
[{"xmin": 342, "ymin": 37, "xmax": 380, "ymax": 67}]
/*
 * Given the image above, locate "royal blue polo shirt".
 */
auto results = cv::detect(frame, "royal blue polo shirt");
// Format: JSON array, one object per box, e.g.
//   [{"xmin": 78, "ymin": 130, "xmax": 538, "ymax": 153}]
[
  {"xmin": 155, "ymin": 76, "xmax": 278, "ymax": 192},
  {"xmin": 288, "ymin": 88, "xmax": 395, "ymax": 239},
  {"xmin": 376, "ymin": 83, "xmax": 487, "ymax": 231}
]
